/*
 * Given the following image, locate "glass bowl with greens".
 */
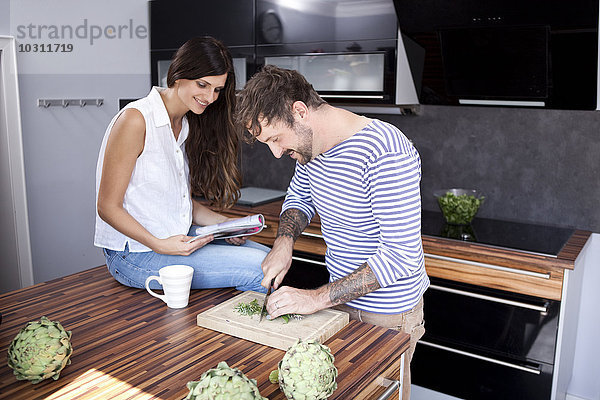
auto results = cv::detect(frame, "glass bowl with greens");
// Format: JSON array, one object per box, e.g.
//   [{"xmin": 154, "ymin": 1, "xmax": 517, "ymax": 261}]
[{"xmin": 433, "ymin": 189, "xmax": 485, "ymax": 225}]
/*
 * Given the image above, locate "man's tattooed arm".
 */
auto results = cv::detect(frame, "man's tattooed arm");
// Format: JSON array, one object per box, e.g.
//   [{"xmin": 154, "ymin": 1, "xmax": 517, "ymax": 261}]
[
  {"xmin": 277, "ymin": 208, "xmax": 309, "ymax": 242},
  {"xmin": 328, "ymin": 262, "xmax": 381, "ymax": 306}
]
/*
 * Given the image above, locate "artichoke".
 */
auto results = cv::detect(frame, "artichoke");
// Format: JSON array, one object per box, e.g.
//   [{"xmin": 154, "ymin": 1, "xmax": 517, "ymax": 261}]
[
  {"xmin": 185, "ymin": 361, "xmax": 267, "ymax": 400},
  {"xmin": 7, "ymin": 316, "xmax": 73, "ymax": 384},
  {"xmin": 274, "ymin": 339, "xmax": 338, "ymax": 400}
]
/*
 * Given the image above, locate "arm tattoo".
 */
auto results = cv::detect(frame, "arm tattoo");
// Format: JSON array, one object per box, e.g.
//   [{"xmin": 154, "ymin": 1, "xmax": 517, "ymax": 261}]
[
  {"xmin": 328, "ymin": 262, "xmax": 381, "ymax": 306},
  {"xmin": 277, "ymin": 208, "xmax": 309, "ymax": 241}
]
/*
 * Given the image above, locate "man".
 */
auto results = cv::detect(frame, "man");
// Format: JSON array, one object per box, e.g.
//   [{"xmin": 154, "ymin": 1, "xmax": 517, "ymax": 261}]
[{"xmin": 236, "ymin": 65, "xmax": 429, "ymax": 399}]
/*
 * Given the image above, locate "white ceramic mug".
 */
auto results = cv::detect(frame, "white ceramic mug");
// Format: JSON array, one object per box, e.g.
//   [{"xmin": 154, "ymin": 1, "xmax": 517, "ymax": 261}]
[{"xmin": 145, "ymin": 265, "xmax": 194, "ymax": 308}]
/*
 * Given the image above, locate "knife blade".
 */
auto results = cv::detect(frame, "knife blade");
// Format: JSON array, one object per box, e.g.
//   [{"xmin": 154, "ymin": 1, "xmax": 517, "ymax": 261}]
[{"xmin": 259, "ymin": 278, "xmax": 275, "ymax": 323}]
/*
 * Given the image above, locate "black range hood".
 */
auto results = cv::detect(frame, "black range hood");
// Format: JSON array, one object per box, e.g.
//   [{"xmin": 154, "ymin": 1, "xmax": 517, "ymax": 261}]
[{"xmin": 393, "ymin": 0, "xmax": 599, "ymax": 110}]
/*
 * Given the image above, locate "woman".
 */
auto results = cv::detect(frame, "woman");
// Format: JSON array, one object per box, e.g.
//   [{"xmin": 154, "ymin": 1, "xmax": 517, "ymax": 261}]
[{"xmin": 95, "ymin": 37, "xmax": 268, "ymax": 293}]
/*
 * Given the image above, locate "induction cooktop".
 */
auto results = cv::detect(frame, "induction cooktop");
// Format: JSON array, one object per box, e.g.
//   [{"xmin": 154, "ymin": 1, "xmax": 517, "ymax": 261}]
[{"xmin": 421, "ymin": 210, "xmax": 574, "ymax": 257}]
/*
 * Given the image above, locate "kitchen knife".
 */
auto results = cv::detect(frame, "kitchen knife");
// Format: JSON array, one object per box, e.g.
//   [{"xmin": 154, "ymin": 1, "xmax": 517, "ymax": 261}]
[{"xmin": 259, "ymin": 278, "xmax": 275, "ymax": 323}]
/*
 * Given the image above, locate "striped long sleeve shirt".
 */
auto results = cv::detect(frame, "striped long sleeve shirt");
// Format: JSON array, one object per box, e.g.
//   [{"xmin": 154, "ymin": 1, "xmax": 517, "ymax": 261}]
[{"xmin": 282, "ymin": 119, "xmax": 429, "ymax": 314}]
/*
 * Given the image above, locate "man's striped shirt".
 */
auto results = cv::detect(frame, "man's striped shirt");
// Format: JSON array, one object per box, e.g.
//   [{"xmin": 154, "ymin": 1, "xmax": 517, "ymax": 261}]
[{"xmin": 282, "ymin": 119, "xmax": 429, "ymax": 314}]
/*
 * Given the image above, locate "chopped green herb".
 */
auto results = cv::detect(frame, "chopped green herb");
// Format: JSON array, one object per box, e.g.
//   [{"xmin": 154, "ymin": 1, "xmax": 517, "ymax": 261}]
[
  {"xmin": 234, "ymin": 298, "xmax": 262, "ymax": 316},
  {"xmin": 234, "ymin": 299, "xmax": 303, "ymax": 323}
]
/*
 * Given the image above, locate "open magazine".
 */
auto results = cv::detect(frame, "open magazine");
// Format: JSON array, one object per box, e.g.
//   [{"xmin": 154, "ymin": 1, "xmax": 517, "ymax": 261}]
[{"xmin": 187, "ymin": 214, "xmax": 265, "ymax": 242}]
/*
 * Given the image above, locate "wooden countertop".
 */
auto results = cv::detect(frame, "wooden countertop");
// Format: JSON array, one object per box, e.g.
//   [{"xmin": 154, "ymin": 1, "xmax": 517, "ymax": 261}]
[
  {"xmin": 210, "ymin": 198, "xmax": 591, "ymax": 301},
  {"xmin": 207, "ymin": 199, "xmax": 591, "ymax": 271},
  {"xmin": 0, "ymin": 266, "xmax": 409, "ymax": 399}
]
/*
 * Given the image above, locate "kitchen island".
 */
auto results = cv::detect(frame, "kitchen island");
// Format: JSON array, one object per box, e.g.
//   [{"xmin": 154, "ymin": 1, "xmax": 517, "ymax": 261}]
[{"xmin": 0, "ymin": 266, "xmax": 409, "ymax": 399}]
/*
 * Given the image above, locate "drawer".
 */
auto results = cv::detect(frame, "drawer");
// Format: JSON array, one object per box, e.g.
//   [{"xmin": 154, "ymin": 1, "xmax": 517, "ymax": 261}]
[
  {"xmin": 412, "ymin": 341, "xmax": 553, "ymax": 400},
  {"xmin": 424, "ymin": 253, "xmax": 564, "ymax": 300},
  {"xmin": 359, "ymin": 364, "xmax": 401, "ymax": 400},
  {"xmin": 344, "ymin": 350, "xmax": 403, "ymax": 400},
  {"xmin": 423, "ymin": 278, "xmax": 559, "ymax": 364}
]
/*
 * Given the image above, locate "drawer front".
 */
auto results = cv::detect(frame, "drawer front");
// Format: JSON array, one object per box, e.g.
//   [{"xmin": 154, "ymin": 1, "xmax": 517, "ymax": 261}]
[
  {"xmin": 423, "ymin": 278, "xmax": 559, "ymax": 364},
  {"xmin": 424, "ymin": 253, "xmax": 564, "ymax": 300},
  {"xmin": 412, "ymin": 341, "xmax": 553, "ymax": 400},
  {"xmin": 337, "ymin": 349, "xmax": 403, "ymax": 400},
  {"xmin": 358, "ymin": 365, "xmax": 401, "ymax": 400}
]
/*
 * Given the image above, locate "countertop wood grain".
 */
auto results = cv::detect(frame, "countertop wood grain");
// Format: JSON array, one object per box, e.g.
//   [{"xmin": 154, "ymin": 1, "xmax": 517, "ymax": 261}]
[
  {"xmin": 206, "ymin": 198, "xmax": 591, "ymax": 271},
  {"xmin": 210, "ymin": 199, "xmax": 591, "ymax": 300},
  {"xmin": 0, "ymin": 266, "xmax": 408, "ymax": 399}
]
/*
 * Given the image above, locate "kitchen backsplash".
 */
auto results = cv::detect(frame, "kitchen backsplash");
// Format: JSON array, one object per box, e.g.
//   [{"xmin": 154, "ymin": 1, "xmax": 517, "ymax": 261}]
[{"xmin": 241, "ymin": 104, "xmax": 600, "ymax": 233}]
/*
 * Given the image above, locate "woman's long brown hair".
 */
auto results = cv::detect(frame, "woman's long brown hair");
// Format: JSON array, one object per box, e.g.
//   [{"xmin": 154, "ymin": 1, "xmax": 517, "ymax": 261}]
[{"xmin": 166, "ymin": 37, "xmax": 241, "ymax": 208}]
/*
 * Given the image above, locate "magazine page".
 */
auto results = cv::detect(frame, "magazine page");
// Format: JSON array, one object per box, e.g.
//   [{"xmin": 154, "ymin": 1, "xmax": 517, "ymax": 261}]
[{"xmin": 187, "ymin": 214, "xmax": 264, "ymax": 242}]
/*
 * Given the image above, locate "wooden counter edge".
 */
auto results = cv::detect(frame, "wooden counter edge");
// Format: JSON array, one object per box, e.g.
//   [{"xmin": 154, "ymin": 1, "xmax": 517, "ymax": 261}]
[
  {"xmin": 205, "ymin": 198, "xmax": 591, "ymax": 272},
  {"xmin": 422, "ymin": 229, "xmax": 591, "ymax": 271}
]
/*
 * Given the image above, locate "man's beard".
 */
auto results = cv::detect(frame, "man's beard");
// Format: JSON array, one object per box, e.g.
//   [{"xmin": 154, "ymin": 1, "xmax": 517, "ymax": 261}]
[{"xmin": 290, "ymin": 121, "xmax": 314, "ymax": 165}]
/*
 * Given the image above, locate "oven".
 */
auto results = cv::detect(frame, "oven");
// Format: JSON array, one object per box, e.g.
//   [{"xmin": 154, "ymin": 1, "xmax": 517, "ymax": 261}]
[
  {"xmin": 150, "ymin": 46, "xmax": 254, "ymax": 91},
  {"xmin": 412, "ymin": 276, "xmax": 559, "ymax": 400},
  {"xmin": 256, "ymin": 0, "xmax": 401, "ymax": 105},
  {"xmin": 282, "ymin": 250, "xmax": 330, "ymax": 290}
]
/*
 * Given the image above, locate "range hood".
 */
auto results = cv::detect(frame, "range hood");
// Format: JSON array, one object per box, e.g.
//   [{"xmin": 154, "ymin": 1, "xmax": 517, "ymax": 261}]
[{"xmin": 393, "ymin": 0, "xmax": 600, "ymax": 110}]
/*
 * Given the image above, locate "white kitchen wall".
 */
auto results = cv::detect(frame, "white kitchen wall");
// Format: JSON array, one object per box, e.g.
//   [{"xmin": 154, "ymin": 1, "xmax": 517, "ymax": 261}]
[
  {"xmin": 0, "ymin": 1, "xmax": 8, "ymax": 33},
  {"xmin": 0, "ymin": 0, "xmax": 150, "ymax": 282}
]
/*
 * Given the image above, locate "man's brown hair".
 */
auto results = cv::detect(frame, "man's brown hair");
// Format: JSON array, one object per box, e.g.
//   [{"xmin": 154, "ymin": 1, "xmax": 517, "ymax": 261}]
[{"xmin": 235, "ymin": 65, "xmax": 326, "ymax": 143}]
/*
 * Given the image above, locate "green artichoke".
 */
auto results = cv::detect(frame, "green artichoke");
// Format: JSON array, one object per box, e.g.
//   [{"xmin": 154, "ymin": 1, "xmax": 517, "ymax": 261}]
[
  {"xmin": 7, "ymin": 316, "xmax": 73, "ymax": 384},
  {"xmin": 185, "ymin": 361, "xmax": 267, "ymax": 400},
  {"xmin": 275, "ymin": 339, "xmax": 338, "ymax": 400}
]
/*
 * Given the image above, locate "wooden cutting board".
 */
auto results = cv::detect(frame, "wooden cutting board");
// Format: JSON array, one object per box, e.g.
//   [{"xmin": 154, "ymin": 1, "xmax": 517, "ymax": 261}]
[{"xmin": 197, "ymin": 291, "xmax": 349, "ymax": 350}]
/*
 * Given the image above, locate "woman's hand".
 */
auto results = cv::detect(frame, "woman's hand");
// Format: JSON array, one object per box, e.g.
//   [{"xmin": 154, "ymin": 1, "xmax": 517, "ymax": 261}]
[
  {"xmin": 153, "ymin": 234, "xmax": 214, "ymax": 256},
  {"xmin": 223, "ymin": 217, "xmax": 250, "ymax": 245},
  {"xmin": 225, "ymin": 236, "xmax": 247, "ymax": 246}
]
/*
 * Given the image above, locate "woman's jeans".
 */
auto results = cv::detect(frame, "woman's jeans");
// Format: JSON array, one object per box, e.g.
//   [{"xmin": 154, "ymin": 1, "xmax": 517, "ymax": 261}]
[{"xmin": 103, "ymin": 239, "xmax": 269, "ymax": 293}]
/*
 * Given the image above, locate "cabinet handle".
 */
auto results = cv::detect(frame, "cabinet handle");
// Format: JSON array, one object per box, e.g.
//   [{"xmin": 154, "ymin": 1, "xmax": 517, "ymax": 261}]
[
  {"xmin": 291, "ymin": 256, "xmax": 327, "ymax": 267},
  {"xmin": 424, "ymin": 253, "xmax": 551, "ymax": 280},
  {"xmin": 300, "ymin": 231, "xmax": 324, "ymax": 239},
  {"xmin": 419, "ymin": 340, "xmax": 541, "ymax": 375},
  {"xmin": 375, "ymin": 379, "xmax": 401, "ymax": 400},
  {"xmin": 320, "ymin": 94, "xmax": 385, "ymax": 99},
  {"xmin": 429, "ymin": 284, "xmax": 548, "ymax": 313}
]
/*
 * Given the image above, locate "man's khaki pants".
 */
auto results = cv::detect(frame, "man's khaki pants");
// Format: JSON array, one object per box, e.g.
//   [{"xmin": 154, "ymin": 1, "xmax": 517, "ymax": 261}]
[{"xmin": 334, "ymin": 298, "xmax": 425, "ymax": 400}]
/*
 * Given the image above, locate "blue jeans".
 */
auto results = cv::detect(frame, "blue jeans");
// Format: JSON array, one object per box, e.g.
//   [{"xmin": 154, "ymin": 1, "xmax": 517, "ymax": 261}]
[{"xmin": 103, "ymin": 239, "xmax": 269, "ymax": 293}]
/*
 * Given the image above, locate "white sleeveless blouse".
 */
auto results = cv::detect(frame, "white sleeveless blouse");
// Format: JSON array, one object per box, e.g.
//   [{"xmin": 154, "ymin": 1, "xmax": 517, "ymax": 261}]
[{"xmin": 94, "ymin": 87, "xmax": 192, "ymax": 252}]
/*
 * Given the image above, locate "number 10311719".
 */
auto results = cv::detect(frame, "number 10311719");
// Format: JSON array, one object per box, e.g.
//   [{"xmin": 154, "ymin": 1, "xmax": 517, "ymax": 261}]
[{"xmin": 18, "ymin": 43, "xmax": 73, "ymax": 53}]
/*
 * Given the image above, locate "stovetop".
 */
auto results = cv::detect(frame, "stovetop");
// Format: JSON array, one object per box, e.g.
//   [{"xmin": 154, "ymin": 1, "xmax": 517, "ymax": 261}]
[{"xmin": 422, "ymin": 210, "xmax": 574, "ymax": 257}]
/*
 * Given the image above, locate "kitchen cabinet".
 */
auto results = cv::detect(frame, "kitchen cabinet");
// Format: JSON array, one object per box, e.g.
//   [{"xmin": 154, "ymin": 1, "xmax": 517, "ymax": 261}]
[
  {"xmin": 0, "ymin": 266, "xmax": 409, "ymax": 399},
  {"xmin": 209, "ymin": 199, "xmax": 591, "ymax": 400},
  {"xmin": 149, "ymin": 0, "xmax": 255, "ymax": 89}
]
